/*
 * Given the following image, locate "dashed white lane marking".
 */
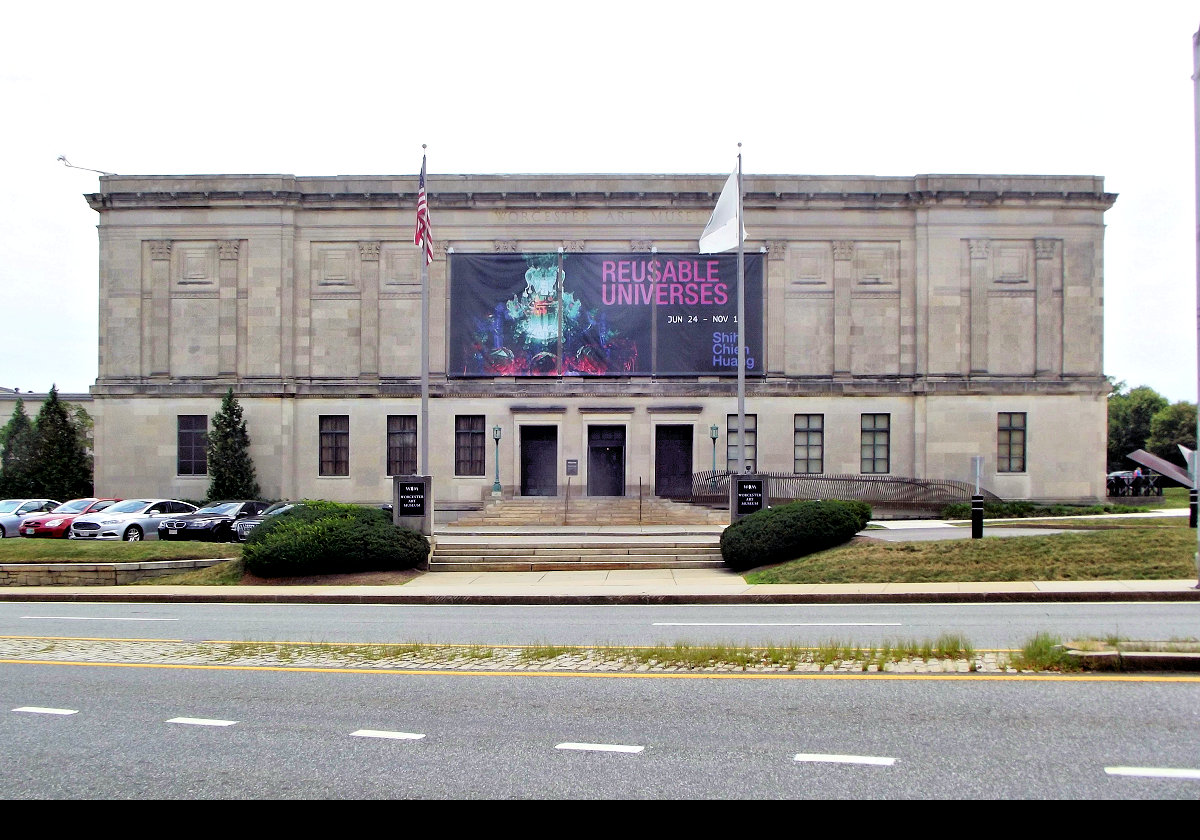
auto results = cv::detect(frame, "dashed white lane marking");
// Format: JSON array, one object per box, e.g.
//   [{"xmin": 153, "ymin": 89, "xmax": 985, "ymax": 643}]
[
  {"xmin": 794, "ymin": 753, "xmax": 896, "ymax": 766},
  {"xmin": 351, "ymin": 730, "xmax": 426, "ymax": 740},
  {"xmin": 556, "ymin": 742, "xmax": 645, "ymax": 754},
  {"xmin": 166, "ymin": 717, "xmax": 237, "ymax": 727},
  {"xmin": 653, "ymin": 622, "xmax": 902, "ymax": 627},
  {"xmin": 12, "ymin": 707, "xmax": 78, "ymax": 715},
  {"xmin": 21, "ymin": 616, "xmax": 179, "ymax": 621},
  {"xmin": 1106, "ymin": 766, "xmax": 1200, "ymax": 780}
]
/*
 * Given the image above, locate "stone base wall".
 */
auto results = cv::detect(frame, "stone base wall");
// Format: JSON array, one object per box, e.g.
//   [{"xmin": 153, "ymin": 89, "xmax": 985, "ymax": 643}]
[{"xmin": 0, "ymin": 559, "xmax": 224, "ymax": 586}]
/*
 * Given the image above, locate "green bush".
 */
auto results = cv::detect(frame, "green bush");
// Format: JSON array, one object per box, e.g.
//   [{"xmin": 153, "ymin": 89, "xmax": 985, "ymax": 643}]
[
  {"xmin": 939, "ymin": 501, "xmax": 1138, "ymax": 519},
  {"xmin": 242, "ymin": 500, "xmax": 428, "ymax": 577},
  {"xmin": 720, "ymin": 500, "xmax": 872, "ymax": 573}
]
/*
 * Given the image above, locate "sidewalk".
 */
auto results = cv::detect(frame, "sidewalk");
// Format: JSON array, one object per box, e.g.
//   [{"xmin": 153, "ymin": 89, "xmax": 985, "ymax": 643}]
[{"xmin": 1, "ymin": 511, "xmax": 1197, "ymax": 604}]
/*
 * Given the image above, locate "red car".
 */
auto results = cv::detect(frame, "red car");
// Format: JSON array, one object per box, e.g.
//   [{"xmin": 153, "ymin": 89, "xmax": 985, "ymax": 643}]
[{"xmin": 19, "ymin": 498, "xmax": 123, "ymax": 538}]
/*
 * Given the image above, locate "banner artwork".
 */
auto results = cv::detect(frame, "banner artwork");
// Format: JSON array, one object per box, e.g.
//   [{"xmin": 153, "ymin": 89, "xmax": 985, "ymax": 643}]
[{"xmin": 449, "ymin": 252, "xmax": 763, "ymax": 377}]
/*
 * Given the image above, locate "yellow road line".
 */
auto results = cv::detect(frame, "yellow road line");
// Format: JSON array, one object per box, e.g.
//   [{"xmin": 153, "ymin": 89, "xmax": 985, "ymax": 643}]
[{"xmin": 2, "ymin": 658, "xmax": 1198, "ymax": 682}]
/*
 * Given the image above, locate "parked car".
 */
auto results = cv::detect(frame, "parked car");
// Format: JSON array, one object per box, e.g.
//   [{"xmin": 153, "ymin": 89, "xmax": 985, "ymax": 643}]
[
  {"xmin": 232, "ymin": 501, "xmax": 305, "ymax": 542},
  {"xmin": 70, "ymin": 499, "xmax": 198, "ymax": 541},
  {"xmin": 158, "ymin": 500, "xmax": 271, "ymax": 542},
  {"xmin": 0, "ymin": 499, "xmax": 61, "ymax": 538},
  {"xmin": 18, "ymin": 498, "xmax": 123, "ymax": 538}
]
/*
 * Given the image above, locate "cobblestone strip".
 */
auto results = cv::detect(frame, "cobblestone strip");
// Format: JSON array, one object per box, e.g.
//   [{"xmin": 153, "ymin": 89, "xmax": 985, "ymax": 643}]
[{"xmin": 0, "ymin": 639, "xmax": 1019, "ymax": 674}]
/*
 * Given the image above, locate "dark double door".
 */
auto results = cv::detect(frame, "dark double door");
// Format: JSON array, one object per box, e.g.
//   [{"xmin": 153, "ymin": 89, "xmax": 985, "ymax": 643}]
[
  {"xmin": 587, "ymin": 425, "xmax": 625, "ymax": 496},
  {"xmin": 520, "ymin": 426, "xmax": 558, "ymax": 496},
  {"xmin": 654, "ymin": 424, "xmax": 694, "ymax": 498}
]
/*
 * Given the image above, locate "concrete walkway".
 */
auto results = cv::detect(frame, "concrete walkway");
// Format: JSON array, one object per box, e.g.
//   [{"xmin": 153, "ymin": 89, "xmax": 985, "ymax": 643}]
[{"xmin": 1, "ymin": 510, "xmax": 1197, "ymax": 604}]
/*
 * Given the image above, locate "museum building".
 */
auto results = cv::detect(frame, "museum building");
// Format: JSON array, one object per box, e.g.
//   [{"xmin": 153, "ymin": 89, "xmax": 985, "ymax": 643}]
[{"xmin": 83, "ymin": 172, "xmax": 1116, "ymax": 510}]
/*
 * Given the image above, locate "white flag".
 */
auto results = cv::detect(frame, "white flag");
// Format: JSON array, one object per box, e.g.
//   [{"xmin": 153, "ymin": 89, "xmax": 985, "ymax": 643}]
[{"xmin": 698, "ymin": 170, "xmax": 746, "ymax": 254}]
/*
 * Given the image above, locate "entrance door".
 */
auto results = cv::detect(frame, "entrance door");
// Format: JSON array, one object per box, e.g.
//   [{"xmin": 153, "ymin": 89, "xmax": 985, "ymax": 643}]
[
  {"xmin": 654, "ymin": 425, "xmax": 693, "ymax": 498},
  {"xmin": 520, "ymin": 426, "xmax": 558, "ymax": 496},
  {"xmin": 587, "ymin": 425, "xmax": 626, "ymax": 496}
]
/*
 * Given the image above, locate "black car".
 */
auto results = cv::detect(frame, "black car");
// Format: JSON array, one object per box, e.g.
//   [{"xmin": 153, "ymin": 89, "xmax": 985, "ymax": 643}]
[
  {"xmin": 158, "ymin": 500, "xmax": 271, "ymax": 542},
  {"xmin": 232, "ymin": 501, "xmax": 305, "ymax": 542}
]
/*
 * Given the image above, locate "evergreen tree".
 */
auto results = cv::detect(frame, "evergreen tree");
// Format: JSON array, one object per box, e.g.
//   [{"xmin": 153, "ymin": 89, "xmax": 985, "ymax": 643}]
[
  {"xmin": 206, "ymin": 388, "xmax": 260, "ymax": 501},
  {"xmin": 31, "ymin": 386, "xmax": 93, "ymax": 500},
  {"xmin": 0, "ymin": 398, "xmax": 37, "ymax": 497}
]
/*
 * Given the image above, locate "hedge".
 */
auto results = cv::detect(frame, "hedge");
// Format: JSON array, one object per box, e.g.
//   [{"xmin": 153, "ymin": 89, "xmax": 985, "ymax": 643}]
[
  {"xmin": 719, "ymin": 499, "xmax": 871, "ymax": 573},
  {"xmin": 242, "ymin": 500, "xmax": 428, "ymax": 577}
]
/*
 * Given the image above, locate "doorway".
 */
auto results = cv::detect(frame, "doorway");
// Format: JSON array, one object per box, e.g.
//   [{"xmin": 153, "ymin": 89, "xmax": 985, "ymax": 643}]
[
  {"xmin": 520, "ymin": 426, "xmax": 558, "ymax": 496},
  {"xmin": 654, "ymin": 425, "xmax": 693, "ymax": 498},
  {"xmin": 587, "ymin": 425, "xmax": 626, "ymax": 496}
]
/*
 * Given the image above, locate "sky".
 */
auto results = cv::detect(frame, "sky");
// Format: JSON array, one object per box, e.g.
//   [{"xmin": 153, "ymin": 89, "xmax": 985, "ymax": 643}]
[{"xmin": 2, "ymin": 1, "xmax": 1199, "ymax": 401}]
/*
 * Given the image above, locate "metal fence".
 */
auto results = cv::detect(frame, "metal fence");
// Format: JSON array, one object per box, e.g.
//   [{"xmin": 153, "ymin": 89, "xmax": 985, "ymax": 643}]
[{"xmin": 684, "ymin": 471, "xmax": 1000, "ymax": 509}]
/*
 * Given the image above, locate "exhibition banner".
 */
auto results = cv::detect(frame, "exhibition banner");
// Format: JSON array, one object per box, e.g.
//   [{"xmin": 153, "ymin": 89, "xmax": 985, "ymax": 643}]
[{"xmin": 449, "ymin": 252, "xmax": 763, "ymax": 377}]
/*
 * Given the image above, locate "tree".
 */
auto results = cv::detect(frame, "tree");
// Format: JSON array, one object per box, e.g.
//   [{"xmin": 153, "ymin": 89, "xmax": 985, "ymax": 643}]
[
  {"xmin": 0, "ymin": 398, "xmax": 37, "ymax": 497},
  {"xmin": 31, "ymin": 386, "xmax": 93, "ymax": 500},
  {"xmin": 206, "ymin": 388, "xmax": 260, "ymax": 501},
  {"xmin": 1146, "ymin": 402, "xmax": 1198, "ymax": 468},
  {"xmin": 1107, "ymin": 383, "xmax": 1168, "ymax": 471}
]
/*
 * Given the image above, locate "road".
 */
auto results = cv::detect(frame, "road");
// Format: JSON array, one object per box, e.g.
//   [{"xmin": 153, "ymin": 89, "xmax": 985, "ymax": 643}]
[
  {"xmin": 2, "ymin": 601, "xmax": 1198, "ymax": 648},
  {"xmin": 2, "ymin": 661, "xmax": 1198, "ymax": 798}
]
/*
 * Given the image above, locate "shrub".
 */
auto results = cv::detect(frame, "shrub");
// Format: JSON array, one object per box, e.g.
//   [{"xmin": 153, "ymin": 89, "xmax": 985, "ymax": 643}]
[
  {"xmin": 720, "ymin": 499, "xmax": 871, "ymax": 573},
  {"xmin": 242, "ymin": 500, "xmax": 428, "ymax": 577}
]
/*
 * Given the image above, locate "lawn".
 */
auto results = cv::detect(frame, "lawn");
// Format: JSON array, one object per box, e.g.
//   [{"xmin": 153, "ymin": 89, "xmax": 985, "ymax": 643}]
[
  {"xmin": 745, "ymin": 517, "xmax": 1199, "ymax": 584},
  {"xmin": 0, "ymin": 539, "xmax": 242, "ymax": 564}
]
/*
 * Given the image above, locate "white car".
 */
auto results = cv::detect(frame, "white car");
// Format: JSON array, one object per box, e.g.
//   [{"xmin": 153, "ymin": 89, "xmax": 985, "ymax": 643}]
[
  {"xmin": 69, "ymin": 498, "xmax": 198, "ymax": 541},
  {"xmin": 0, "ymin": 499, "xmax": 61, "ymax": 538}
]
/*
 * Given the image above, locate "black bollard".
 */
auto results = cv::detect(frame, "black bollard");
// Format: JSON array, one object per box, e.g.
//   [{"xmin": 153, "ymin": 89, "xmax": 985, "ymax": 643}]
[
  {"xmin": 1190, "ymin": 490, "xmax": 1197, "ymax": 529},
  {"xmin": 971, "ymin": 494, "xmax": 984, "ymax": 539}
]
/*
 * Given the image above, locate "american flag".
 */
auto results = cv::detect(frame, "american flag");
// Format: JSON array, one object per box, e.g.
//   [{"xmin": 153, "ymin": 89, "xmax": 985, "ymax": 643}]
[{"xmin": 415, "ymin": 155, "xmax": 433, "ymax": 265}]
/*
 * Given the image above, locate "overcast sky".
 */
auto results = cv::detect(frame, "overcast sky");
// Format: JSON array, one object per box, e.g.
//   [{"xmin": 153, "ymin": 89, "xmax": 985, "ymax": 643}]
[{"xmin": 3, "ymin": 1, "xmax": 1198, "ymax": 401}]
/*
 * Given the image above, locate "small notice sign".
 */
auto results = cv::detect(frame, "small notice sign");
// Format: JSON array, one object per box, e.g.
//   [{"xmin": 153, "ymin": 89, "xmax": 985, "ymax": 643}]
[
  {"xmin": 396, "ymin": 482, "xmax": 426, "ymax": 515},
  {"xmin": 566, "ymin": 459, "xmax": 579, "ymax": 476},
  {"xmin": 734, "ymin": 478, "xmax": 766, "ymax": 517}
]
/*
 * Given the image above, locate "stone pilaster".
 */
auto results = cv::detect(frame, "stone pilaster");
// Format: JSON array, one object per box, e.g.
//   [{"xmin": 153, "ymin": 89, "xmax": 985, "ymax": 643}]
[
  {"xmin": 1034, "ymin": 238, "xmax": 1062, "ymax": 377},
  {"xmin": 968, "ymin": 239, "xmax": 990, "ymax": 374},
  {"xmin": 146, "ymin": 240, "xmax": 171, "ymax": 377},
  {"xmin": 766, "ymin": 240, "xmax": 788, "ymax": 375},
  {"xmin": 218, "ymin": 240, "xmax": 239, "ymax": 376},
  {"xmin": 832, "ymin": 241, "xmax": 854, "ymax": 377},
  {"xmin": 359, "ymin": 241, "xmax": 380, "ymax": 378}
]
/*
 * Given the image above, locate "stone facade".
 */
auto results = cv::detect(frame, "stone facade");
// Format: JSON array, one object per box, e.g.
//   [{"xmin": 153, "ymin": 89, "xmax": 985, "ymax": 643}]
[{"xmin": 84, "ymin": 173, "xmax": 1115, "ymax": 507}]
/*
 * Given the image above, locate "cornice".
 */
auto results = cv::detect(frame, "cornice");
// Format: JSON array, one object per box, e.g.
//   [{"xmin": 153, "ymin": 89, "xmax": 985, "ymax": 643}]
[{"xmin": 85, "ymin": 175, "xmax": 1118, "ymax": 213}]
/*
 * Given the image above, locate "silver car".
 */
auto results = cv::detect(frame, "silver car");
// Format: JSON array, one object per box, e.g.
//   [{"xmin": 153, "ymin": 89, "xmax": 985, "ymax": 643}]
[
  {"xmin": 69, "ymin": 498, "xmax": 198, "ymax": 541},
  {"xmin": 0, "ymin": 499, "xmax": 61, "ymax": 538}
]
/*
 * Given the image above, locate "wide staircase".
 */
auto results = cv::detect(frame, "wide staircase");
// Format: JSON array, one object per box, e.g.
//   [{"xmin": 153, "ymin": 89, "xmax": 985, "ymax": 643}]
[{"xmin": 429, "ymin": 495, "xmax": 728, "ymax": 572}]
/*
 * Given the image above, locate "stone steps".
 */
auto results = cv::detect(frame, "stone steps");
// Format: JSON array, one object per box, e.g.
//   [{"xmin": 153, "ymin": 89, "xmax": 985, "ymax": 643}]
[{"xmin": 446, "ymin": 496, "xmax": 729, "ymax": 528}]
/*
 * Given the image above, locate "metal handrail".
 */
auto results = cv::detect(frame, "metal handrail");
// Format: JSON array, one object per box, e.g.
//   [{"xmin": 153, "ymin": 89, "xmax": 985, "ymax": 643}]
[{"xmin": 685, "ymin": 471, "xmax": 1000, "ymax": 507}]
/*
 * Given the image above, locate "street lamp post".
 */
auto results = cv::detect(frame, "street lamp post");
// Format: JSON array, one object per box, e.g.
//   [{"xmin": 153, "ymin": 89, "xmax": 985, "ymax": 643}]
[
  {"xmin": 492, "ymin": 425, "xmax": 503, "ymax": 497},
  {"xmin": 709, "ymin": 424, "xmax": 719, "ymax": 490}
]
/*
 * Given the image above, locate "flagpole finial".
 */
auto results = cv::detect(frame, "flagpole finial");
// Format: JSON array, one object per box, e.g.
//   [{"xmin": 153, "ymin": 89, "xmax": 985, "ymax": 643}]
[{"xmin": 422, "ymin": 143, "xmax": 427, "ymax": 151}]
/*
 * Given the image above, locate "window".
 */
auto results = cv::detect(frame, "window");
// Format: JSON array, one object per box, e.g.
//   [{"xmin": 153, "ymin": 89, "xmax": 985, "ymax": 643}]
[
  {"xmin": 455, "ymin": 415, "xmax": 486, "ymax": 476},
  {"xmin": 860, "ymin": 413, "xmax": 890, "ymax": 474},
  {"xmin": 998, "ymin": 412, "xmax": 1027, "ymax": 473},
  {"xmin": 177, "ymin": 415, "xmax": 207, "ymax": 476},
  {"xmin": 726, "ymin": 413, "xmax": 757, "ymax": 472},
  {"xmin": 387, "ymin": 415, "xmax": 418, "ymax": 476},
  {"xmin": 319, "ymin": 415, "xmax": 350, "ymax": 476},
  {"xmin": 794, "ymin": 414, "xmax": 824, "ymax": 474}
]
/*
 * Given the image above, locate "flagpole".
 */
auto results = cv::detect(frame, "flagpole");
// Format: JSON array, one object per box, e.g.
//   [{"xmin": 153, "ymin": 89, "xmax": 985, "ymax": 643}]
[
  {"xmin": 736, "ymin": 144, "xmax": 747, "ymax": 475},
  {"xmin": 419, "ymin": 146, "xmax": 430, "ymax": 476}
]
